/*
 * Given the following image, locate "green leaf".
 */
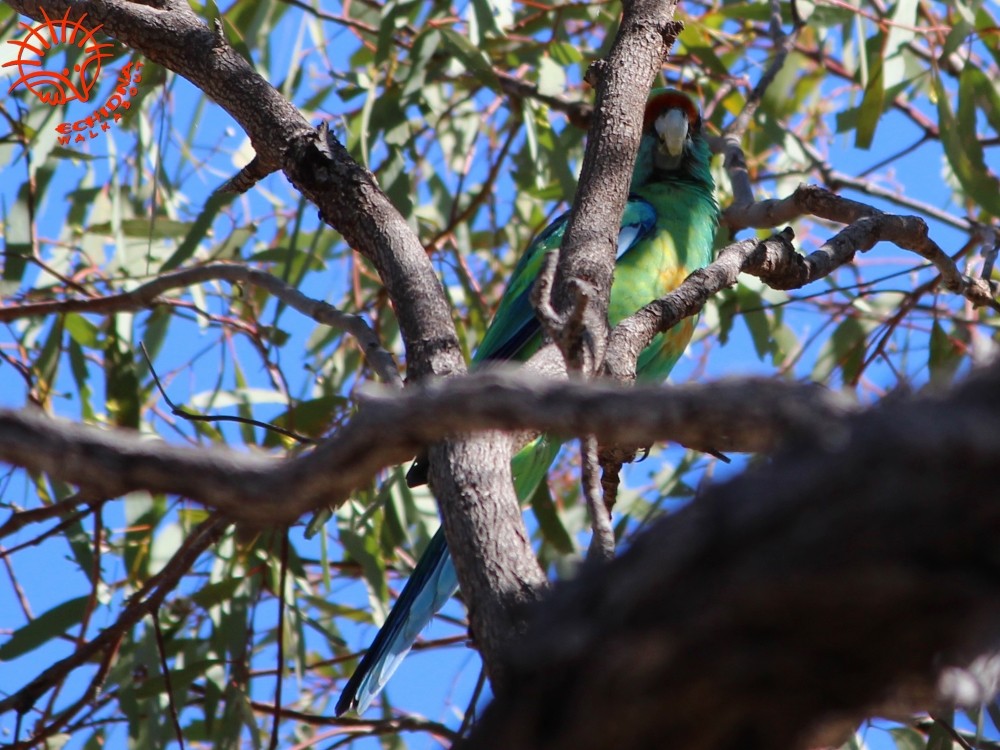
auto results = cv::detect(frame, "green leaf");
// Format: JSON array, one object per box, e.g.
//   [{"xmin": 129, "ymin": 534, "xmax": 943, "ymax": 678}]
[
  {"xmin": 925, "ymin": 721, "xmax": 955, "ymax": 750},
  {"xmin": 34, "ymin": 316, "xmax": 65, "ymax": 405},
  {"xmin": 888, "ymin": 727, "xmax": 927, "ymax": 750},
  {"xmin": 468, "ymin": 0, "xmax": 510, "ymax": 42},
  {"xmin": 3, "ymin": 182, "xmax": 34, "ymax": 285},
  {"xmin": 339, "ymin": 524, "xmax": 388, "ymax": 619},
  {"xmin": 401, "ymin": 29, "xmax": 441, "ymax": 98},
  {"xmin": 439, "ymin": 29, "xmax": 501, "ymax": 91},
  {"xmin": 191, "ymin": 578, "xmax": 246, "ymax": 610},
  {"xmin": 68, "ymin": 339, "xmax": 96, "ymax": 422},
  {"xmin": 65, "ymin": 314, "xmax": 101, "ymax": 349},
  {"xmin": 529, "ymin": 479, "xmax": 575, "ymax": 555},
  {"xmin": 812, "ymin": 316, "xmax": 868, "ymax": 385},
  {"xmin": 882, "ymin": 0, "xmax": 917, "ymax": 89},
  {"xmin": 736, "ymin": 284, "xmax": 772, "ymax": 361},
  {"xmin": 936, "ymin": 71, "xmax": 1000, "ymax": 218},
  {"xmin": 262, "ymin": 395, "xmax": 346, "ymax": 447},
  {"xmin": 855, "ymin": 53, "xmax": 884, "ymax": 149},
  {"xmin": 105, "ymin": 315, "xmax": 140, "ymax": 428},
  {"xmin": 86, "ymin": 218, "xmax": 193, "ymax": 240},
  {"xmin": 163, "ymin": 192, "xmax": 236, "ymax": 272},
  {"xmin": 963, "ymin": 66, "xmax": 1000, "ymax": 136},
  {"xmin": 134, "ymin": 660, "xmax": 221, "ymax": 700},
  {"xmin": 0, "ymin": 596, "xmax": 90, "ymax": 660},
  {"xmin": 549, "ymin": 41, "xmax": 583, "ymax": 66},
  {"xmin": 537, "ymin": 56, "xmax": 566, "ymax": 98},
  {"xmin": 928, "ymin": 320, "xmax": 968, "ymax": 386}
]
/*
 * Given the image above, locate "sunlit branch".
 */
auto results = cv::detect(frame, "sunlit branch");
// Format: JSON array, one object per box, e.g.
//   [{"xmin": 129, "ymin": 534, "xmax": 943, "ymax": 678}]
[
  {"xmin": 723, "ymin": 185, "xmax": 997, "ymax": 309},
  {"xmin": 0, "ymin": 371, "xmax": 857, "ymax": 524},
  {"xmin": 0, "ymin": 262, "xmax": 403, "ymax": 389}
]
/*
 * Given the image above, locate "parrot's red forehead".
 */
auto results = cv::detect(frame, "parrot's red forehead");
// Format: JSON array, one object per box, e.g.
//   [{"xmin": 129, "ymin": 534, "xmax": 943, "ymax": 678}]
[{"xmin": 643, "ymin": 91, "xmax": 700, "ymax": 131}]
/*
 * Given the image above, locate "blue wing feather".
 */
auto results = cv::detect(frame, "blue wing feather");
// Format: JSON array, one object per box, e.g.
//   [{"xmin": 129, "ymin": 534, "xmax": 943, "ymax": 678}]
[
  {"xmin": 476, "ymin": 198, "xmax": 656, "ymax": 363},
  {"xmin": 616, "ymin": 197, "xmax": 657, "ymax": 263}
]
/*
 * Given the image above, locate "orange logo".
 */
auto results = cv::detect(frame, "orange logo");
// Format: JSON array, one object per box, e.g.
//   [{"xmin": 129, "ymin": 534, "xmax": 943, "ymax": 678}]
[
  {"xmin": 5, "ymin": 8, "xmax": 114, "ymax": 106},
  {"xmin": 4, "ymin": 8, "xmax": 144, "ymax": 145}
]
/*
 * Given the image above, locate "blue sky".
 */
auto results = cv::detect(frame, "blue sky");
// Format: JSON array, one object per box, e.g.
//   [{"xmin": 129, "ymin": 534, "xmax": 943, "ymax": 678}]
[{"xmin": 1, "ymin": 2, "xmax": 998, "ymax": 748}]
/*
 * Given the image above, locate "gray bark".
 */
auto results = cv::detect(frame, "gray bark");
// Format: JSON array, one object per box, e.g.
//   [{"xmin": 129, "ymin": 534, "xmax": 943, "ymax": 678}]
[{"xmin": 461, "ymin": 361, "xmax": 1000, "ymax": 750}]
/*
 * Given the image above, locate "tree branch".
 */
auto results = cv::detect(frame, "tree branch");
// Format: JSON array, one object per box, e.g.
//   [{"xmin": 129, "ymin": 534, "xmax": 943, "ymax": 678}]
[
  {"xmin": 433, "ymin": 0, "xmax": 683, "ymax": 693},
  {"xmin": 460, "ymin": 361, "xmax": 1000, "ymax": 750},
  {"xmin": 0, "ymin": 262, "xmax": 403, "ymax": 388},
  {"xmin": 0, "ymin": 371, "xmax": 856, "ymax": 525},
  {"xmin": 540, "ymin": 0, "xmax": 681, "ymax": 375}
]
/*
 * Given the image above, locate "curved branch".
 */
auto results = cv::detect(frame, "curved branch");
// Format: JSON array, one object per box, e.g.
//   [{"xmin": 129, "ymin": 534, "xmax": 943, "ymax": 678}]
[
  {"xmin": 0, "ymin": 371, "xmax": 857, "ymax": 524},
  {"xmin": 0, "ymin": 262, "xmax": 402, "ymax": 388},
  {"xmin": 724, "ymin": 185, "xmax": 997, "ymax": 308}
]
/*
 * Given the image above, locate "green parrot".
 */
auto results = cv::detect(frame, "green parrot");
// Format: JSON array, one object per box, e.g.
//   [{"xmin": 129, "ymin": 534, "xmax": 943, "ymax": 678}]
[{"xmin": 336, "ymin": 88, "xmax": 719, "ymax": 716}]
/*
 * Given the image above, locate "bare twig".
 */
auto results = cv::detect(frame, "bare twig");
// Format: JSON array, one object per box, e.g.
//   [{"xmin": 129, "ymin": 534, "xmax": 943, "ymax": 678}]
[
  {"xmin": 152, "ymin": 611, "xmax": 186, "ymax": 750},
  {"xmin": 0, "ymin": 514, "xmax": 228, "ymax": 743},
  {"xmin": 715, "ymin": 0, "xmax": 804, "ymax": 208},
  {"xmin": 269, "ymin": 531, "xmax": 289, "ymax": 750},
  {"xmin": 141, "ymin": 343, "xmax": 316, "ymax": 444},
  {"xmin": 1, "ymin": 262, "xmax": 402, "ymax": 388},
  {"xmin": 581, "ymin": 436, "xmax": 614, "ymax": 563}
]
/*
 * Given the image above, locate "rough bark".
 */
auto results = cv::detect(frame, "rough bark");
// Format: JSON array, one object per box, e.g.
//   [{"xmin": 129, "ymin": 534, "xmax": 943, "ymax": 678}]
[
  {"xmin": 459, "ymin": 361, "xmax": 1000, "ymax": 750},
  {"xmin": 2, "ymin": 0, "xmax": 537, "ymax": 688},
  {"xmin": 0, "ymin": 373, "xmax": 852, "ymax": 526},
  {"xmin": 429, "ymin": 435, "xmax": 548, "ymax": 694},
  {"xmin": 542, "ymin": 0, "xmax": 681, "ymax": 374}
]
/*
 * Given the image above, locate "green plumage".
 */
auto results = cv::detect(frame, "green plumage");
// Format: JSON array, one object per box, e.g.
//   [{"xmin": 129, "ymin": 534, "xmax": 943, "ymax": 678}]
[
  {"xmin": 476, "ymin": 87, "xmax": 719, "ymax": 495},
  {"xmin": 478, "ymin": 90, "xmax": 717, "ymax": 376},
  {"xmin": 337, "ymin": 88, "xmax": 720, "ymax": 716}
]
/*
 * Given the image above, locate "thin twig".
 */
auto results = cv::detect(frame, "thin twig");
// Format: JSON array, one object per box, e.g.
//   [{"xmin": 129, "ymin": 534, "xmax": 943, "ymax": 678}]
[
  {"xmin": 458, "ymin": 668, "xmax": 489, "ymax": 738},
  {"xmin": 716, "ymin": 0, "xmax": 804, "ymax": 207},
  {"xmin": 582, "ymin": 435, "xmax": 614, "ymax": 562},
  {"xmin": 0, "ymin": 514, "xmax": 228, "ymax": 722},
  {"xmin": 270, "ymin": 531, "xmax": 290, "ymax": 750},
  {"xmin": 141, "ymin": 343, "xmax": 315, "ymax": 445},
  {"xmin": 0, "ymin": 262, "xmax": 402, "ymax": 389},
  {"xmin": 152, "ymin": 611, "xmax": 186, "ymax": 750}
]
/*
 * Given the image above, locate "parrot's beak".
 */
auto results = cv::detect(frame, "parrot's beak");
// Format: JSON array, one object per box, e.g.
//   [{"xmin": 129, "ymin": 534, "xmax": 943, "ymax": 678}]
[{"xmin": 655, "ymin": 108, "xmax": 689, "ymax": 157}]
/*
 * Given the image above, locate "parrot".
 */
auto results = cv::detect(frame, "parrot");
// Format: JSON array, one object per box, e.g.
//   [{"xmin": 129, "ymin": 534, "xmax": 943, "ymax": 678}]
[{"xmin": 335, "ymin": 88, "xmax": 719, "ymax": 716}]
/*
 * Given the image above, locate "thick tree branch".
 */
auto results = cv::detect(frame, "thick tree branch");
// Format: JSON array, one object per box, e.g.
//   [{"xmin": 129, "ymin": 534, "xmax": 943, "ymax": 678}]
[
  {"xmin": 0, "ymin": 373, "xmax": 855, "ymax": 527},
  {"xmin": 726, "ymin": 184, "xmax": 998, "ymax": 307},
  {"xmin": 3, "ymin": 0, "xmax": 461, "ymax": 382},
  {"xmin": 432, "ymin": 0, "xmax": 682, "ymax": 692},
  {"xmin": 608, "ymin": 186, "xmax": 1000, "ymax": 382},
  {"xmin": 540, "ymin": 0, "xmax": 681, "ymax": 375},
  {"xmin": 460, "ymin": 361, "xmax": 1000, "ymax": 750}
]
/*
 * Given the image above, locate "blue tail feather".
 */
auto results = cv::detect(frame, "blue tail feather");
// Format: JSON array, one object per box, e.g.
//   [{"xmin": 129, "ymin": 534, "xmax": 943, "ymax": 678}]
[
  {"xmin": 335, "ymin": 528, "xmax": 457, "ymax": 716},
  {"xmin": 336, "ymin": 437, "xmax": 559, "ymax": 715}
]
